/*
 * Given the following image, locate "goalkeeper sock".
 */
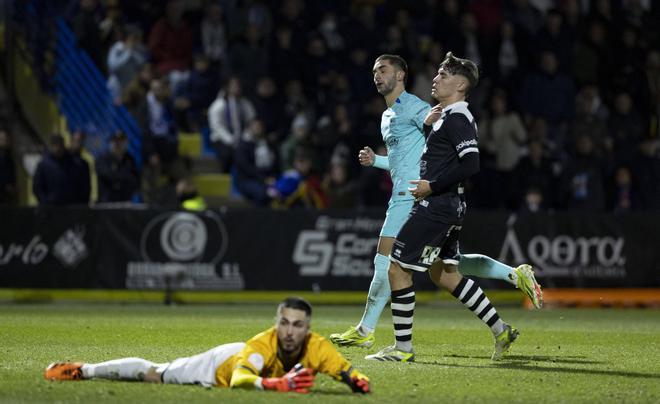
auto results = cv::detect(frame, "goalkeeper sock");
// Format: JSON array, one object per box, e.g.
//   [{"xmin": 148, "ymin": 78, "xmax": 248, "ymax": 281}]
[
  {"xmin": 82, "ymin": 358, "xmax": 158, "ymax": 380},
  {"xmin": 458, "ymin": 254, "xmax": 517, "ymax": 286},
  {"xmin": 451, "ymin": 277, "xmax": 505, "ymax": 336},
  {"xmin": 358, "ymin": 253, "xmax": 391, "ymax": 334},
  {"xmin": 391, "ymin": 286, "xmax": 415, "ymax": 352}
]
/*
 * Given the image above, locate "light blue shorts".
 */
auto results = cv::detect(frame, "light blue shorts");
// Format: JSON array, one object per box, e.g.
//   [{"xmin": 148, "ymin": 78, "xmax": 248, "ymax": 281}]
[{"xmin": 379, "ymin": 199, "xmax": 414, "ymax": 238}]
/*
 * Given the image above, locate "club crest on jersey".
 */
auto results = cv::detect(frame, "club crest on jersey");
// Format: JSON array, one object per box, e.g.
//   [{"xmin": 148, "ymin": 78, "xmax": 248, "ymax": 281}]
[{"xmin": 386, "ymin": 137, "xmax": 399, "ymax": 147}]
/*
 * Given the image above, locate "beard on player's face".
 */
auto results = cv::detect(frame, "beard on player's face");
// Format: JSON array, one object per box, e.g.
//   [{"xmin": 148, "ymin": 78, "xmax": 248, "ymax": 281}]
[{"xmin": 376, "ymin": 75, "xmax": 397, "ymax": 96}]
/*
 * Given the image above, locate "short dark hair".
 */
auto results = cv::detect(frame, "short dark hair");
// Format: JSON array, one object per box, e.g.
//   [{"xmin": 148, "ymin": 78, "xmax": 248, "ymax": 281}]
[
  {"xmin": 440, "ymin": 51, "xmax": 479, "ymax": 94},
  {"xmin": 49, "ymin": 134, "xmax": 65, "ymax": 146},
  {"xmin": 278, "ymin": 296, "xmax": 312, "ymax": 317},
  {"xmin": 375, "ymin": 54, "xmax": 409, "ymax": 85}
]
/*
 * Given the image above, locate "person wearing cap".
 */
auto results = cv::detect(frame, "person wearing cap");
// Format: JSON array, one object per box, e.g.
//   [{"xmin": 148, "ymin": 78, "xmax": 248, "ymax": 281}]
[{"xmin": 95, "ymin": 131, "xmax": 139, "ymax": 203}]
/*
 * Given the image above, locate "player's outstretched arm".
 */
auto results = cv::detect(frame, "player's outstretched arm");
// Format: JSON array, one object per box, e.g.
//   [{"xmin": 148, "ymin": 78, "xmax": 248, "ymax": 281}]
[
  {"xmin": 340, "ymin": 368, "xmax": 371, "ymax": 394},
  {"xmin": 359, "ymin": 146, "xmax": 390, "ymax": 171}
]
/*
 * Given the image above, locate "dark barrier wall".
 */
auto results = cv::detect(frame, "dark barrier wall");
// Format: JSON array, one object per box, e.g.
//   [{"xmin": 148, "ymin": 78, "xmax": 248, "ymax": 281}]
[{"xmin": 0, "ymin": 208, "xmax": 659, "ymax": 290}]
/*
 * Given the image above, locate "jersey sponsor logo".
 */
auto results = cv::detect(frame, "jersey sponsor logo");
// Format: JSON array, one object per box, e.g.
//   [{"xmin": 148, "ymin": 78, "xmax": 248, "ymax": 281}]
[
  {"xmin": 420, "ymin": 245, "xmax": 441, "ymax": 265},
  {"xmin": 293, "ymin": 216, "xmax": 382, "ymax": 277},
  {"xmin": 498, "ymin": 214, "xmax": 627, "ymax": 279},
  {"xmin": 455, "ymin": 139, "xmax": 478, "ymax": 152},
  {"xmin": 386, "ymin": 137, "xmax": 399, "ymax": 147}
]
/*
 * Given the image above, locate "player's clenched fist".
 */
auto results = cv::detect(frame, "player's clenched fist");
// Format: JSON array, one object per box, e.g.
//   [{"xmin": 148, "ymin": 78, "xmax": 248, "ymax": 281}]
[
  {"xmin": 358, "ymin": 146, "xmax": 376, "ymax": 166},
  {"xmin": 262, "ymin": 364, "xmax": 315, "ymax": 393}
]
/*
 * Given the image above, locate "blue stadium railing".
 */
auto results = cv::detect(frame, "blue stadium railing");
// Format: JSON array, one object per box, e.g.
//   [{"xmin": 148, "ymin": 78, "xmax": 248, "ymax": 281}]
[
  {"xmin": 54, "ymin": 18, "xmax": 142, "ymax": 167},
  {"xmin": 13, "ymin": 0, "xmax": 142, "ymax": 168}
]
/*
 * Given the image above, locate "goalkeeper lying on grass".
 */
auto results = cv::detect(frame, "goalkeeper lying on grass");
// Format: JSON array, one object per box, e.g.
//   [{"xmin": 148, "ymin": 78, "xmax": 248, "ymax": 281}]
[{"xmin": 44, "ymin": 297, "xmax": 370, "ymax": 394}]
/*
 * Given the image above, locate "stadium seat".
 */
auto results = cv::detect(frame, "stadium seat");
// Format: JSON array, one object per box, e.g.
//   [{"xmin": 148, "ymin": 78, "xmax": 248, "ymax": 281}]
[
  {"xmin": 178, "ymin": 132, "xmax": 202, "ymax": 158},
  {"xmin": 192, "ymin": 173, "xmax": 231, "ymax": 197}
]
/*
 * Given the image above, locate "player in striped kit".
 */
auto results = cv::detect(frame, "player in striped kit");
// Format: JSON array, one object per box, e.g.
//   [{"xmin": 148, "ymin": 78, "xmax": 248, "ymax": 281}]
[{"xmin": 329, "ymin": 54, "xmax": 541, "ymax": 359}]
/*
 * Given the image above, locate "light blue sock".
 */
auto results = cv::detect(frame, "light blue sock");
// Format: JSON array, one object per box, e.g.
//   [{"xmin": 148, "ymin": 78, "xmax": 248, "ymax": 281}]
[
  {"xmin": 358, "ymin": 253, "xmax": 391, "ymax": 333},
  {"xmin": 458, "ymin": 254, "xmax": 517, "ymax": 286}
]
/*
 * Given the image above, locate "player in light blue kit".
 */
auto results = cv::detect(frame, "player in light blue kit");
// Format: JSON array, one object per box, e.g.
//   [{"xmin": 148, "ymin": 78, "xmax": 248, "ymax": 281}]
[{"xmin": 329, "ymin": 55, "xmax": 542, "ymax": 348}]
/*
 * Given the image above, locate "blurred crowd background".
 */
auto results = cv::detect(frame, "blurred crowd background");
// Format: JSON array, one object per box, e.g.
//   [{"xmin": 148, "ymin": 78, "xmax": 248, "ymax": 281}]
[{"xmin": 1, "ymin": 0, "xmax": 659, "ymax": 212}]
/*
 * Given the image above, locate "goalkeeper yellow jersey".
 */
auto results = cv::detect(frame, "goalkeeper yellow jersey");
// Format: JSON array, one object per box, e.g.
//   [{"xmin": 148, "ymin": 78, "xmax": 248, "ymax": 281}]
[{"xmin": 214, "ymin": 327, "xmax": 352, "ymax": 387}]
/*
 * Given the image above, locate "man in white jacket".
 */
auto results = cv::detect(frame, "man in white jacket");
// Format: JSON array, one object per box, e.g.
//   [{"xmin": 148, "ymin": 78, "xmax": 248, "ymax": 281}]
[{"xmin": 208, "ymin": 76, "xmax": 256, "ymax": 172}]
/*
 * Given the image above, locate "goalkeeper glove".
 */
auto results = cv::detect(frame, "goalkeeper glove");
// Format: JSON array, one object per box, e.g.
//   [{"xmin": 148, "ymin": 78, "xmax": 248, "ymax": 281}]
[
  {"xmin": 262, "ymin": 364, "xmax": 315, "ymax": 393},
  {"xmin": 340, "ymin": 369, "xmax": 370, "ymax": 393}
]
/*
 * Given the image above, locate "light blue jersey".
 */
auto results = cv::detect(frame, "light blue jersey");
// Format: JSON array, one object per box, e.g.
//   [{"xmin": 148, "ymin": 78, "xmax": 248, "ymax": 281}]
[{"xmin": 375, "ymin": 91, "xmax": 430, "ymax": 237}]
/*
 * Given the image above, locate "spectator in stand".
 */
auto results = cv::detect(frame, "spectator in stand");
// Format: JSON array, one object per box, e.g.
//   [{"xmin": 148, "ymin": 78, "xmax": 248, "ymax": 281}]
[
  {"xmin": 514, "ymin": 139, "xmax": 558, "ymax": 210},
  {"xmin": 173, "ymin": 54, "xmax": 220, "ymax": 132},
  {"xmin": 230, "ymin": 24, "xmax": 269, "ymax": 93},
  {"xmin": 200, "ymin": 2, "xmax": 228, "ymax": 71},
  {"xmin": 533, "ymin": 8, "xmax": 572, "ymax": 72},
  {"xmin": 559, "ymin": 134, "xmax": 606, "ymax": 211},
  {"xmin": 234, "ymin": 120, "xmax": 278, "ymax": 206},
  {"xmin": 632, "ymin": 138, "xmax": 660, "ymax": 210},
  {"xmin": 608, "ymin": 165, "xmax": 637, "ymax": 213},
  {"xmin": 642, "ymin": 51, "xmax": 660, "ymax": 129},
  {"xmin": 96, "ymin": 131, "xmax": 139, "ymax": 203},
  {"xmin": 519, "ymin": 50, "xmax": 574, "ymax": 141},
  {"xmin": 176, "ymin": 177, "xmax": 206, "ymax": 211},
  {"xmin": 280, "ymin": 114, "xmax": 312, "ymax": 172},
  {"xmin": 33, "ymin": 135, "xmax": 76, "ymax": 206},
  {"xmin": 99, "ymin": 0, "xmax": 125, "ymax": 55},
  {"xmin": 137, "ymin": 78, "xmax": 178, "ymax": 167},
  {"xmin": 71, "ymin": 0, "xmax": 104, "ymax": 70},
  {"xmin": 268, "ymin": 25, "xmax": 302, "ymax": 83},
  {"xmin": 271, "ymin": 150, "xmax": 326, "ymax": 210},
  {"xmin": 252, "ymin": 77, "xmax": 285, "ymax": 141},
  {"xmin": 479, "ymin": 90, "xmax": 527, "ymax": 209},
  {"xmin": 141, "ymin": 152, "xmax": 176, "ymax": 208},
  {"xmin": 68, "ymin": 131, "xmax": 91, "ymax": 205},
  {"xmin": 519, "ymin": 187, "xmax": 546, "ymax": 213},
  {"xmin": 571, "ymin": 19, "xmax": 611, "ymax": 89},
  {"xmin": 504, "ymin": 0, "xmax": 544, "ymax": 38},
  {"xmin": 208, "ymin": 76, "xmax": 256, "ymax": 173},
  {"xmin": 0, "ymin": 129, "xmax": 16, "ymax": 205},
  {"xmin": 121, "ymin": 63, "xmax": 154, "ymax": 116},
  {"xmin": 322, "ymin": 160, "xmax": 357, "ymax": 209},
  {"xmin": 489, "ymin": 21, "xmax": 529, "ymax": 95},
  {"xmin": 148, "ymin": 0, "xmax": 193, "ymax": 87},
  {"xmin": 571, "ymin": 84, "xmax": 609, "ymax": 157},
  {"xmin": 607, "ymin": 92, "xmax": 644, "ymax": 165},
  {"xmin": 107, "ymin": 25, "xmax": 147, "ymax": 104}
]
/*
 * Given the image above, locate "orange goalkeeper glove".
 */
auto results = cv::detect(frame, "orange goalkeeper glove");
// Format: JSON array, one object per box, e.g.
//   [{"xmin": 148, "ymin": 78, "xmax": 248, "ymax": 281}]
[
  {"xmin": 340, "ymin": 369, "xmax": 370, "ymax": 393},
  {"xmin": 262, "ymin": 364, "xmax": 316, "ymax": 393}
]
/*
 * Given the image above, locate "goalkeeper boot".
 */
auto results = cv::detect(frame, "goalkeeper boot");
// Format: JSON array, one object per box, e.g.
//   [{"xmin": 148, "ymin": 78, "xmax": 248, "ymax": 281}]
[
  {"xmin": 492, "ymin": 323, "xmax": 519, "ymax": 361},
  {"xmin": 365, "ymin": 345, "xmax": 415, "ymax": 362},
  {"xmin": 44, "ymin": 362, "xmax": 84, "ymax": 381},
  {"xmin": 329, "ymin": 326, "xmax": 375, "ymax": 348},
  {"xmin": 514, "ymin": 264, "xmax": 543, "ymax": 309}
]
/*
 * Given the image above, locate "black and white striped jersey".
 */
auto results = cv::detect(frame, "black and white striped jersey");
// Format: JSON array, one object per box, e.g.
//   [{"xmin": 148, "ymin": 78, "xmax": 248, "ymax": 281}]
[{"xmin": 420, "ymin": 101, "xmax": 478, "ymax": 190}]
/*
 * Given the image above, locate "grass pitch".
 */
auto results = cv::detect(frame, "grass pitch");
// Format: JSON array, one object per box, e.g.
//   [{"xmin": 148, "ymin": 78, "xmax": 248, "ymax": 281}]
[{"xmin": 1, "ymin": 303, "xmax": 659, "ymax": 403}]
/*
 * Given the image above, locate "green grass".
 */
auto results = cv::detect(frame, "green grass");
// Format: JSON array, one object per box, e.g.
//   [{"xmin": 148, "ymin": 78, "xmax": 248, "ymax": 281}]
[{"xmin": 1, "ymin": 304, "xmax": 659, "ymax": 403}]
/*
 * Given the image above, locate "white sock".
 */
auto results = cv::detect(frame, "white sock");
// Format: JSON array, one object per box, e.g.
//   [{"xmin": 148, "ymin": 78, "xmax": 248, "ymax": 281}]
[{"xmin": 81, "ymin": 358, "xmax": 157, "ymax": 380}]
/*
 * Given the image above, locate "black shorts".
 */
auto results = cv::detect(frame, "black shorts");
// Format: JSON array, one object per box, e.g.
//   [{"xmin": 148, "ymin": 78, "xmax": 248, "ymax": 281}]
[{"xmin": 390, "ymin": 212, "xmax": 462, "ymax": 272}]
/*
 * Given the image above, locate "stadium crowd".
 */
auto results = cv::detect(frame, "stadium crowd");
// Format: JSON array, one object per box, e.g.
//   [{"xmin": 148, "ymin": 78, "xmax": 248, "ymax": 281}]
[{"xmin": 5, "ymin": 0, "xmax": 660, "ymax": 211}]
